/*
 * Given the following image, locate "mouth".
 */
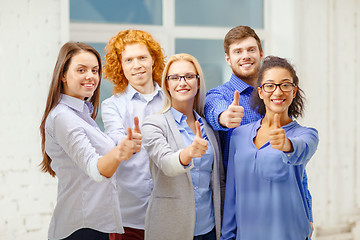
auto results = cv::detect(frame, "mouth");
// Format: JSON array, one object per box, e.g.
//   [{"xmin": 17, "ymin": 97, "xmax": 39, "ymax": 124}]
[
  {"xmin": 240, "ymin": 62, "xmax": 254, "ymax": 69},
  {"xmin": 271, "ymin": 99, "xmax": 285, "ymax": 104},
  {"xmin": 176, "ymin": 89, "xmax": 190, "ymax": 93},
  {"xmin": 132, "ymin": 71, "xmax": 145, "ymax": 76},
  {"xmin": 82, "ymin": 83, "xmax": 95, "ymax": 88}
]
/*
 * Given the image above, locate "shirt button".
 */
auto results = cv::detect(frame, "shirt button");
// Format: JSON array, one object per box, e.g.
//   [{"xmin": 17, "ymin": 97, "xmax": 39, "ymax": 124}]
[
  {"xmin": 194, "ymin": 186, "xmax": 198, "ymax": 190},
  {"xmin": 287, "ymin": 154, "xmax": 291, "ymax": 157}
]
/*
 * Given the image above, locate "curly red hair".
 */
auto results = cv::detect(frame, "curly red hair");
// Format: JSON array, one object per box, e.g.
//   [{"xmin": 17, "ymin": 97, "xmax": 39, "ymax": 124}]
[{"xmin": 103, "ymin": 29, "xmax": 166, "ymax": 94}]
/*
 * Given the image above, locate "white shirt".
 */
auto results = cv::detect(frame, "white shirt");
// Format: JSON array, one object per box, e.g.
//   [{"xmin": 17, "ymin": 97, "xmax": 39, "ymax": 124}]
[
  {"xmin": 101, "ymin": 83, "xmax": 164, "ymax": 229},
  {"xmin": 45, "ymin": 94, "xmax": 123, "ymax": 239}
]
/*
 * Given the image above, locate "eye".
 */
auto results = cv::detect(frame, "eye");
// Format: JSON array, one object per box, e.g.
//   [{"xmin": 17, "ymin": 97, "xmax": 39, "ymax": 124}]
[
  {"xmin": 78, "ymin": 68, "xmax": 85, "ymax": 73},
  {"xmin": 265, "ymin": 83, "xmax": 274, "ymax": 88},
  {"xmin": 92, "ymin": 69, "xmax": 99, "ymax": 74},
  {"xmin": 249, "ymin": 48, "xmax": 255, "ymax": 52},
  {"xmin": 185, "ymin": 74, "xmax": 197, "ymax": 80},
  {"xmin": 167, "ymin": 75, "xmax": 179, "ymax": 81}
]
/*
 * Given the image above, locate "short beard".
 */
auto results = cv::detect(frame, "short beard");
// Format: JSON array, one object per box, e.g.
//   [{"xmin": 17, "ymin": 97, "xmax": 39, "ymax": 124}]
[{"xmin": 233, "ymin": 69, "xmax": 259, "ymax": 86}]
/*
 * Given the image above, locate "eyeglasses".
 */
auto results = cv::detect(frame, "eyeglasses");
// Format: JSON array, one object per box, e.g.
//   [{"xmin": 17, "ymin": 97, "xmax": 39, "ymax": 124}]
[
  {"xmin": 167, "ymin": 74, "xmax": 199, "ymax": 82},
  {"xmin": 260, "ymin": 82, "xmax": 295, "ymax": 93}
]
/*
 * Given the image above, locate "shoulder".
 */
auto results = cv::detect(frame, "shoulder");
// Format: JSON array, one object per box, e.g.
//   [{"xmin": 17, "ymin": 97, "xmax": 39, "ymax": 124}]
[
  {"xmin": 206, "ymin": 81, "xmax": 233, "ymax": 96},
  {"xmin": 102, "ymin": 93, "xmax": 127, "ymax": 106},
  {"xmin": 288, "ymin": 121, "xmax": 318, "ymax": 136}
]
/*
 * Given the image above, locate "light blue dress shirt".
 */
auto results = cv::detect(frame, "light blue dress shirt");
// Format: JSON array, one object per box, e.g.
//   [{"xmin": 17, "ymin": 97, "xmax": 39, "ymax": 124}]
[
  {"xmin": 101, "ymin": 83, "xmax": 164, "ymax": 229},
  {"xmin": 45, "ymin": 94, "xmax": 123, "ymax": 239},
  {"xmin": 221, "ymin": 119, "xmax": 319, "ymax": 240},
  {"xmin": 170, "ymin": 107, "xmax": 215, "ymax": 236}
]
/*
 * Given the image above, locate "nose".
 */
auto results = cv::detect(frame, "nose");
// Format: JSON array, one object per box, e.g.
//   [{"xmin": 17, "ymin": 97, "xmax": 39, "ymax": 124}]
[
  {"xmin": 133, "ymin": 59, "xmax": 141, "ymax": 68},
  {"xmin": 273, "ymin": 85, "xmax": 283, "ymax": 95},
  {"xmin": 178, "ymin": 77, "xmax": 187, "ymax": 85}
]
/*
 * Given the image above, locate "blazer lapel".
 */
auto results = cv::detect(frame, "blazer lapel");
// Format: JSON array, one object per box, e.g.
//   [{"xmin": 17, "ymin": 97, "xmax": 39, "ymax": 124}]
[{"xmin": 163, "ymin": 110, "xmax": 186, "ymax": 150}]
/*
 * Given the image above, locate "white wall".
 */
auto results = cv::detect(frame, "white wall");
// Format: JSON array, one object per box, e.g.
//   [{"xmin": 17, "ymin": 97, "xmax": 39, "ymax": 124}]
[
  {"xmin": 0, "ymin": 0, "xmax": 67, "ymax": 239},
  {"xmin": 268, "ymin": 0, "xmax": 360, "ymax": 239}
]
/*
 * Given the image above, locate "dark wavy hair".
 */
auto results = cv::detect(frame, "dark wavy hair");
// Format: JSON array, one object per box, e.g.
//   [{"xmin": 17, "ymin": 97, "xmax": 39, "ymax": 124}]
[{"xmin": 251, "ymin": 56, "xmax": 305, "ymax": 118}]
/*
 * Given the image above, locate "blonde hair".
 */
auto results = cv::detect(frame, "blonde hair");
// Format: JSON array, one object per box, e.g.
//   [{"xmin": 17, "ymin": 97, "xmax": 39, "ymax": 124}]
[
  {"xmin": 103, "ymin": 29, "xmax": 166, "ymax": 94},
  {"xmin": 160, "ymin": 53, "xmax": 206, "ymax": 116}
]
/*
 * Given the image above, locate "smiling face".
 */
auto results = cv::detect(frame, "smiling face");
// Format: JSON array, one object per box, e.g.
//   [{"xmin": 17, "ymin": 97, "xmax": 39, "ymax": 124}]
[
  {"xmin": 225, "ymin": 36, "xmax": 263, "ymax": 85},
  {"xmin": 62, "ymin": 51, "xmax": 100, "ymax": 100},
  {"xmin": 121, "ymin": 43, "xmax": 154, "ymax": 94},
  {"xmin": 258, "ymin": 67, "xmax": 297, "ymax": 116},
  {"xmin": 166, "ymin": 60, "xmax": 199, "ymax": 112}
]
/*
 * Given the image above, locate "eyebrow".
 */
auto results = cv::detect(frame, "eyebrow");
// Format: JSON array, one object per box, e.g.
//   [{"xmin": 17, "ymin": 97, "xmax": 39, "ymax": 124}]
[
  {"xmin": 264, "ymin": 78, "xmax": 292, "ymax": 83},
  {"xmin": 76, "ymin": 64, "xmax": 99, "ymax": 68}
]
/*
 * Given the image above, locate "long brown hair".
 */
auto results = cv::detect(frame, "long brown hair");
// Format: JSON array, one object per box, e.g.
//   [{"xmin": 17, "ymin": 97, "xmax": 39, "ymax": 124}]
[{"xmin": 39, "ymin": 42, "xmax": 102, "ymax": 177}]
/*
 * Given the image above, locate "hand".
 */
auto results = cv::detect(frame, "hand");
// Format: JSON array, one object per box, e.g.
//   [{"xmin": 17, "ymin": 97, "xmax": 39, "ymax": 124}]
[
  {"xmin": 131, "ymin": 116, "xmax": 142, "ymax": 153},
  {"xmin": 219, "ymin": 90, "xmax": 244, "ymax": 128},
  {"xmin": 310, "ymin": 222, "xmax": 314, "ymax": 237},
  {"xmin": 179, "ymin": 121, "xmax": 208, "ymax": 166},
  {"xmin": 116, "ymin": 127, "xmax": 137, "ymax": 161},
  {"xmin": 269, "ymin": 114, "xmax": 292, "ymax": 152}
]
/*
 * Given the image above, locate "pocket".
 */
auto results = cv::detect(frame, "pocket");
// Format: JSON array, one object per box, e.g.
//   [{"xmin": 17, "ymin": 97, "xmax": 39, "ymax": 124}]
[{"xmin": 255, "ymin": 152, "xmax": 289, "ymax": 182}]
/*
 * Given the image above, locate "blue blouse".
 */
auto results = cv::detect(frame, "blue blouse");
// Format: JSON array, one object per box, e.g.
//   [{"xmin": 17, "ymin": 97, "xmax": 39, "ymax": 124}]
[
  {"xmin": 221, "ymin": 119, "xmax": 319, "ymax": 240},
  {"xmin": 170, "ymin": 107, "xmax": 215, "ymax": 236}
]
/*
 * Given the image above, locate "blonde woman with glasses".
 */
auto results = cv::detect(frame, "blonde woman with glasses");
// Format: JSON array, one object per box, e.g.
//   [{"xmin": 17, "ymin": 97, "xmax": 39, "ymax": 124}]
[{"xmin": 142, "ymin": 53, "xmax": 225, "ymax": 240}]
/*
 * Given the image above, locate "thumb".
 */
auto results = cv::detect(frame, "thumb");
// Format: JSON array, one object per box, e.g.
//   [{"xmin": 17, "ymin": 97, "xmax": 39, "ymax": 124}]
[
  {"xmin": 274, "ymin": 113, "xmax": 281, "ymax": 129},
  {"xmin": 133, "ymin": 116, "xmax": 141, "ymax": 133},
  {"xmin": 232, "ymin": 90, "xmax": 240, "ymax": 106},
  {"xmin": 126, "ymin": 127, "xmax": 132, "ymax": 140},
  {"xmin": 195, "ymin": 121, "xmax": 203, "ymax": 139}
]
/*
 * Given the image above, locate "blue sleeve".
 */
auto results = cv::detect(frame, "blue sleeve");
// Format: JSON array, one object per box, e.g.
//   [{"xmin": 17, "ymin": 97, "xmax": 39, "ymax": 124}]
[
  {"xmin": 220, "ymin": 132, "xmax": 237, "ymax": 240},
  {"xmin": 205, "ymin": 87, "xmax": 231, "ymax": 131},
  {"xmin": 282, "ymin": 127, "xmax": 319, "ymax": 166}
]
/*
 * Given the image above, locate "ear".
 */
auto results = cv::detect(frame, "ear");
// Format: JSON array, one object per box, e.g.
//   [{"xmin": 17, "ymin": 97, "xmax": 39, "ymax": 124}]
[
  {"xmin": 293, "ymin": 86, "xmax": 298, "ymax": 99},
  {"xmin": 62, "ymin": 74, "xmax": 67, "ymax": 83},
  {"xmin": 260, "ymin": 50, "xmax": 264, "ymax": 60},
  {"xmin": 225, "ymin": 53, "xmax": 231, "ymax": 66},
  {"xmin": 258, "ymin": 87, "xmax": 264, "ymax": 100}
]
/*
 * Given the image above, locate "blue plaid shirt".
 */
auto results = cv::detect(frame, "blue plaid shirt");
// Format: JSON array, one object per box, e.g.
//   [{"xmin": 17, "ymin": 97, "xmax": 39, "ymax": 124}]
[{"xmin": 204, "ymin": 74, "xmax": 313, "ymax": 222}]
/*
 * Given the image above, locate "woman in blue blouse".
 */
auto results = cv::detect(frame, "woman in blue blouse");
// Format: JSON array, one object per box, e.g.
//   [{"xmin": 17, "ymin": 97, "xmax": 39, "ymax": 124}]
[
  {"xmin": 221, "ymin": 56, "xmax": 319, "ymax": 240},
  {"xmin": 39, "ymin": 42, "xmax": 140, "ymax": 240},
  {"xmin": 142, "ymin": 53, "xmax": 225, "ymax": 240}
]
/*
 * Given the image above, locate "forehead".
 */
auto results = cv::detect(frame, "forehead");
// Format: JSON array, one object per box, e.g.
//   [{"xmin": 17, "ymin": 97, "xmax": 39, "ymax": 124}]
[
  {"xmin": 168, "ymin": 60, "xmax": 196, "ymax": 74},
  {"xmin": 229, "ymin": 37, "xmax": 259, "ymax": 51},
  {"xmin": 70, "ymin": 51, "xmax": 98, "ymax": 66},
  {"xmin": 262, "ymin": 67, "xmax": 293, "ymax": 82},
  {"xmin": 122, "ymin": 43, "xmax": 150, "ymax": 57}
]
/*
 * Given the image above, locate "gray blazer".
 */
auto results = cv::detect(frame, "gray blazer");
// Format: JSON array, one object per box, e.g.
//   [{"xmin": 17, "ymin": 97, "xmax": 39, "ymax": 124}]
[{"xmin": 142, "ymin": 110, "xmax": 225, "ymax": 240}]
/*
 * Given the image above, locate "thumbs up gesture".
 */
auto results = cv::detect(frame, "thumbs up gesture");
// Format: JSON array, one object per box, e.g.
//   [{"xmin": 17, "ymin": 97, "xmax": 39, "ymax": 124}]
[
  {"xmin": 116, "ymin": 127, "xmax": 137, "ymax": 161},
  {"xmin": 130, "ymin": 116, "xmax": 142, "ymax": 153},
  {"xmin": 219, "ymin": 90, "xmax": 244, "ymax": 128},
  {"xmin": 269, "ymin": 114, "xmax": 292, "ymax": 152},
  {"xmin": 179, "ymin": 121, "xmax": 208, "ymax": 166}
]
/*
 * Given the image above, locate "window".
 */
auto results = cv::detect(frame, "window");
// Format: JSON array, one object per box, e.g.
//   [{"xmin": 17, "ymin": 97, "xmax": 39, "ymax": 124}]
[{"xmin": 70, "ymin": 0, "xmax": 265, "ymax": 129}]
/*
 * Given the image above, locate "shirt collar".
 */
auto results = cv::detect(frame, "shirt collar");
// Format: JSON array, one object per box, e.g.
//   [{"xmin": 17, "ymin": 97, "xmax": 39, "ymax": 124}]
[
  {"xmin": 60, "ymin": 94, "xmax": 94, "ymax": 114},
  {"xmin": 170, "ymin": 107, "xmax": 202, "ymax": 124},
  {"xmin": 229, "ymin": 73, "xmax": 254, "ymax": 94},
  {"xmin": 124, "ymin": 82, "xmax": 163, "ymax": 102}
]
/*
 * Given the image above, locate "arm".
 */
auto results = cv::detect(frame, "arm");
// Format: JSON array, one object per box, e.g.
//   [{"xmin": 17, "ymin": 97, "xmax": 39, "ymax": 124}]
[
  {"xmin": 282, "ymin": 127, "xmax": 319, "ymax": 166},
  {"xmin": 205, "ymin": 88, "xmax": 232, "ymax": 131},
  {"xmin": 142, "ymin": 115, "xmax": 194, "ymax": 177},
  {"xmin": 54, "ymin": 112, "xmax": 135, "ymax": 182},
  {"xmin": 205, "ymin": 89, "xmax": 244, "ymax": 130}
]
